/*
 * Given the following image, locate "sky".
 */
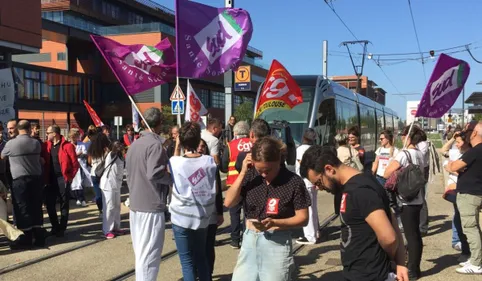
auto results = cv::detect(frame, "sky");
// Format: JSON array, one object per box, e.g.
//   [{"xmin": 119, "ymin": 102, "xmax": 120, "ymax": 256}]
[{"xmin": 158, "ymin": 0, "xmax": 482, "ymax": 120}]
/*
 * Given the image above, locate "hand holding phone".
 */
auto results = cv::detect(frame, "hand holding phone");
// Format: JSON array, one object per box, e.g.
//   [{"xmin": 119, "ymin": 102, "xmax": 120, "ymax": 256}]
[{"xmin": 248, "ymin": 218, "xmax": 266, "ymax": 231}]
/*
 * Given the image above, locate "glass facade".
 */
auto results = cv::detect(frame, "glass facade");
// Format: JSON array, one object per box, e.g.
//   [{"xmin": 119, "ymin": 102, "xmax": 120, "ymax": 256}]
[
  {"xmin": 15, "ymin": 65, "xmax": 98, "ymax": 104},
  {"xmin": 211, "ymin": 91, "xmax": 225, "ymax": 108}
]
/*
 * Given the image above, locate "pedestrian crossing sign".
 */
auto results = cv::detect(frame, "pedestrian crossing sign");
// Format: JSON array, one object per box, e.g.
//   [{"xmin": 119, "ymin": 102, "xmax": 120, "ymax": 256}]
[{"xmin": 171, "ymin": 100, "xmax": 185, "ymax": 115}]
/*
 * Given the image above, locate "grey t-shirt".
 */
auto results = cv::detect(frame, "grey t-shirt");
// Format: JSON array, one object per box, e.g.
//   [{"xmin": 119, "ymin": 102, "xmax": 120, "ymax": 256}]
[{"xmin": 1, "ymin": 134, "xmax": 42, "ymax": 179}]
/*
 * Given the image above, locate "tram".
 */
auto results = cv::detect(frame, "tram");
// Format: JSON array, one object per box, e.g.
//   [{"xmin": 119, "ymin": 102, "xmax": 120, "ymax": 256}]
[{"xmin": 255, "ymin": 75, "xmax": 402, "ymax": 168}]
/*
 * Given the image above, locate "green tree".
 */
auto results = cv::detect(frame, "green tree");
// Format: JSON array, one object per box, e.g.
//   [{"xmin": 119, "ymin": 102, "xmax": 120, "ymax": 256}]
[
  {"xmin": 161, "ymin": 105, "xmax": 177, "ymax": 134},
  {"xmin": 474, "ymin": 113, "xmax": 482, "ymax": 121},
  {"xmin": 233, "ymin": 102, "xmax": 254, "ymax": 124}
]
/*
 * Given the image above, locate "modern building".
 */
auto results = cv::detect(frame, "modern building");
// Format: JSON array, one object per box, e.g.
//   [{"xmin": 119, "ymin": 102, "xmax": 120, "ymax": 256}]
[
  {"xmin": 0, "ymin": 0, "xmax": 42, "ymax": 128},
  {"xmin": 330, "ymin": 75, "xmax": 386, "ymax": 105},
  {"xmin": 12, "ymin": 0, "xmax": 268, "ymax": 134}
]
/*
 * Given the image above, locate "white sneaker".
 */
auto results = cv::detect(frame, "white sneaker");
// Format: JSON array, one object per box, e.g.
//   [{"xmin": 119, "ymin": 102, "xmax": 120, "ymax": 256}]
[
  {"xmin": 453, "ymin": 242, "xmax": 462, "ymax": 252},
  {"xmin": 456, "ymin": 263, "xmax": 482, "ymax": 274},
  {"xmin": 81, "ymin": 201, "xmax": 87, "ymax": 207},
  {"xmin": 76, "ymin": 200, "xmax": 81, "ymax": 206}
]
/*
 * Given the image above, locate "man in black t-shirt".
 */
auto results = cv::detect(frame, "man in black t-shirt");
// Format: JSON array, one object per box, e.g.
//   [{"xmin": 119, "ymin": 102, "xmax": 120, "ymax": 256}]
[
  {"xmin": 300, "ymin": 146, "xmax": 408, "ymax": 281},
  {"xmin": 445, "ymin": 121, "xmax": 482, "ymax": 274}
]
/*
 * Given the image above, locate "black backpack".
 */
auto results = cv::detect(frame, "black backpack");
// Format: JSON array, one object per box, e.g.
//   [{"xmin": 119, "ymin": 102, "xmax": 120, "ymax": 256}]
[{"xmin": 396, "ymin": 151, "xmax": 427, "ymax": 202}]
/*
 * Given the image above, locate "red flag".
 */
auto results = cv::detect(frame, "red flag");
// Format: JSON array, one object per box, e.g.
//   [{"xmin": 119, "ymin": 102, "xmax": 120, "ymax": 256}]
[
  {"xmin": 83, "ymin": 100, "xmax": 104, "ymax": 127},
  {"xmin": 254, "ymin": 60, "xmax": 303, "ymax": 118}
]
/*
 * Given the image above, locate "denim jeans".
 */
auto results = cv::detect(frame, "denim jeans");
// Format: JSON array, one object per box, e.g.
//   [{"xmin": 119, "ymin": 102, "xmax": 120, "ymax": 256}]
[
  {"xmin": 172, "ymin": 224, "xmax": 211, "ymax": 281},
  {"xmin": 445, "ymin": 192, "xmax": 470, "ymax": 255},
  {"xmin": 91, "ymin": 176, "xmax": 102, "ymax": 212},
  {"xmin": 232, "ymin": 229, "xmax": 294, "ymax": 281}
]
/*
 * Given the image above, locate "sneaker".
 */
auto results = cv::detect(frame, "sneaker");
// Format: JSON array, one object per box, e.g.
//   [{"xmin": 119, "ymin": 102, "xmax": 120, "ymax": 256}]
[
  {"xmin": 113, "ymin": 229, "xmax": 127, "ymax": 236},
  {"xmin": 296, "ymin": 237, "xmax": 316, "ymax": 245},
  {"xmin": 456, "ymin": 263, "xmax": 482, "ymax": 274},
  {"xmin": 105, "ymin": 232, "xmax": 115, "ymax": 239},
  {"xmin": 76, "ymin": 200, "xmax": 81, "ymax": 206},
  {"xmin": 81, "ymin": 201, "xmax": 87, "ymax": 207},
  {"xmin": 230, "ymin": 241, "xmax": 240, "ymax": 249},
  {"xmin": 453, "ymin": 242, "xmax": 462, "ymax": 252}
]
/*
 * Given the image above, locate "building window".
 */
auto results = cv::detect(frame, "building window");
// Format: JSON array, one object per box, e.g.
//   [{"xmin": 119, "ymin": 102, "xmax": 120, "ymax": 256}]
[
  {"xmin": 57, "ymin": 52, "xmax": 66, "ymax": 61},
  {"xmin": 128, "ymin": 12, "xmax": 144, "ymax": 24},
  {"xmin": 211, "ymin": 91, "xmax": 225, "ymax": 108},
  {"xmin": 234, "ymin": 95, "xmax": 243, "ymax": 107},
  {"xmin": 102, "ymin": 1, "xmax": 120, "ymax": 19},
  {"xmin": 25, "ymin": 70, "xmax": 41, "ymax": 100},
  {"xmin": 197, "ymin": 88, "xmax": 210, "ymax": 107}
]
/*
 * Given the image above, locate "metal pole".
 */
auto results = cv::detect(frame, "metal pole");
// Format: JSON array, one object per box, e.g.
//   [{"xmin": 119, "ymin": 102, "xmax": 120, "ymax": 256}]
[
  {"xmin": 322, "ymin": 40, "xmax": 328, "ymax": 77},
  {"xmin": 116, "ymin": 123, "xmax": 119, "ymax": 140},
  {"xmin": 176, "ymin": 77, "xmax": 182, "ymax": 126},
  {"xmin": 462, "ymin": 87, "xmax": 465, "ymax": 127},
  {"xmin": 224, "ymin": 0, "xmax": 234, "ymax": 124}
]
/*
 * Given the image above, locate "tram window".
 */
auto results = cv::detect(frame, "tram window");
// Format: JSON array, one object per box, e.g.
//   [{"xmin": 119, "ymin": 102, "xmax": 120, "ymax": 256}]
[
  {"xmin": 359, "ymin": 104, "xmax": 377, "ymax": 152},
  {"xmin": 336, "ymin": 99, "xmax": 358, "ymax": 133},
  {"xmin": 315, "ymin": 99, "xmax": 336, "ymax": 145},
  {"xmin": 385, "ymin": 114, "xmax": 394, "ymax": 131},
  {"xmin": 376, "ymin": 109, "xmax": 384, "ymax": 136}
]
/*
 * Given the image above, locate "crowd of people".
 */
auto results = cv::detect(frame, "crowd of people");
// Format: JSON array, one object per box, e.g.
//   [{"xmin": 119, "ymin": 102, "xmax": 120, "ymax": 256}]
[{"xmin": 1, "ymin": 108, "xmax": 482, "ymax": 281}]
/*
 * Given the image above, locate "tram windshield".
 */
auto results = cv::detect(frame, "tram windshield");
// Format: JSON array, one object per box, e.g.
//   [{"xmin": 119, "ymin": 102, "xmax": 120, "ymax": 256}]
[{"xmin": 257, "ymin": 87, "xmax": 315, "ymax": 146}]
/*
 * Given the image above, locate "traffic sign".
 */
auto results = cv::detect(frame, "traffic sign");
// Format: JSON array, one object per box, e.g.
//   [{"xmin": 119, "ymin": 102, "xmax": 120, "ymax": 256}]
[
  {"xmin": 171, "ymin": 100, "xmax": 185, "ymax": 115},
  {"xmin": 170, "ymin": 85, "xmax": 186, "ymax": 101},
  {"xmin": 234, "ymin": 65, "xmax": 251, "ymax": 91}
]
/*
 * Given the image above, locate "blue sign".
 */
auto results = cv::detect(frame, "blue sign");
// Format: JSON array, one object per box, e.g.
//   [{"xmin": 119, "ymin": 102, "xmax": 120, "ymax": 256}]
[{"xmin": 171, "ymin": 100, "xmax": 185, "ymax": 115}]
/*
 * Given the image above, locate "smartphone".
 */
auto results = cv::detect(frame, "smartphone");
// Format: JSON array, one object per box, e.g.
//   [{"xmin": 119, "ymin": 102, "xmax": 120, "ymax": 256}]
[{"xmin": 248, "ymin": 218, "xmax": 263, "ymax": 228}]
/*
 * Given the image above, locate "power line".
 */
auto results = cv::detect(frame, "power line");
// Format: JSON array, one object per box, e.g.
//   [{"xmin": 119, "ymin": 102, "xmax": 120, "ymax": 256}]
[
  {"xmin": 375, "ymin": 62, "xmax": 402, "ymax": 94},
  {"xmin": 407, "ymin": 0, "xmax": 427, "ymax": 82},
  {"xmin": 323, "ymin": 0, "xmax": 360, "ymax": 42}
]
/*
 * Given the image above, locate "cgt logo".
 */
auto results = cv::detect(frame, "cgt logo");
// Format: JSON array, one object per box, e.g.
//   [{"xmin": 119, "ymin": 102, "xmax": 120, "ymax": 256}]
[{"xmin": 237, "ymin": 140, "xmax": 252, "ymax": 152}]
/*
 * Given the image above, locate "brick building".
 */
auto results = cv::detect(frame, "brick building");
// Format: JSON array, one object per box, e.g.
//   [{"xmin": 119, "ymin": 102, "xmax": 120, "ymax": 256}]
[{"xmin": 331, "ymin": 75, "xmax": 386, "ymax": 106}]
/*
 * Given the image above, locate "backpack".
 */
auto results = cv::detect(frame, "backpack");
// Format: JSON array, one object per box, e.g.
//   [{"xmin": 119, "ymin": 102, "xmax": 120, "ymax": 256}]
[
  {"xmin": 395, "ymin": 150, "xmax": 427, "ymax": 202},
  {"xmin": 94, "ymin": 153, "xmax": 118, "ymax": 178}
]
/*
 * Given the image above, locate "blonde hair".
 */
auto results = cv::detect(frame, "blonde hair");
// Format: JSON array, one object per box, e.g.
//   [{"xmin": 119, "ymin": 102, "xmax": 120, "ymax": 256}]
[
  {"xmin": 69, "ymin": 128, "xmax": 80, "ymax": 140},
  {"xmin": 252, "ymin": 136, "xmax": 284, "ymax": 162}
]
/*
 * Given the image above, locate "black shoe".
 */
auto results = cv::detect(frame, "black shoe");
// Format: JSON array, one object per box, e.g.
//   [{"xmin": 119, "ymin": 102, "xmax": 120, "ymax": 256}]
[
  {"xmin": 230, "ymin": 240, "xmax": 240, "ymax": 249},
  {"xmin": 9, "ymin": 234, "xmax": 32, "ymax": 250},
  {"xmin": 33, "ymin": 228, "xmax": 47, "ymax": 247},
  {"xmin": 49, "ymin": 229, "xmax": 65, "ymax": 238}
]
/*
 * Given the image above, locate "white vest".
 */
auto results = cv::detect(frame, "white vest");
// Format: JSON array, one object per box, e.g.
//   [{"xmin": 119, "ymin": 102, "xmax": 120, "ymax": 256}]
[{"xmin": 169, "ymin": 155, "xmax": 217, "ymax": 230}]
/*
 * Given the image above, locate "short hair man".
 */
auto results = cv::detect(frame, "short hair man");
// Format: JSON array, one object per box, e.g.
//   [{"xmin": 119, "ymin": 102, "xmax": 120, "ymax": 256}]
[
  {"xmin": 202, "ymin": 118, "xmax": 223, "ymax": 164},
  {"xmin": 234, "ymin": 118, "xmax": 271, "ymax": 172},
  {"xmin": 1, "ymin": 120, "xmax": 44, "ymax": 249},
  {"xmin": 446, "ymin": 121, "xmax": 482, "ymax": 274},
  {"xmin": 300, "ymin": 146, "xmax": 408, "ymax": 281},
  {"xmin": 7, "ymin": 119, "xmax": 18, "ymax": 139},
  {"xmin": 44, "ymin": 124, "xmax": 80, "ymax": 237},
  {"xmin": 126, "ymin": 107, "xmax": 172, "ymax": 281}
]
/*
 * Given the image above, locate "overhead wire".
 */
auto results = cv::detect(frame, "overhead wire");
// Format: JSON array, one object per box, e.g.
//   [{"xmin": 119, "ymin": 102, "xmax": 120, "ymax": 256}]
[
  {"xmin": 323, "ymin": 0, "xmax": 404, "ymax": 98},
  {"xmin": 407, "ymin": 0, "xmax": 427, "ymax": 82}
]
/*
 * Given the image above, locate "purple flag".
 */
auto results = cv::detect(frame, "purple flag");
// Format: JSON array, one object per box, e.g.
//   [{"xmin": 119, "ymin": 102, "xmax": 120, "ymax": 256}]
[
  {"xmin": 175, "ymin": 0, "xmax": 253, "ymax": 78},
  {"xmin": 416, "ymin": 53, "xmax": 470, "ymax": 118},
  {"xmin": 91, "ymin": 35, "xmax": 176, "ymax": 95}
]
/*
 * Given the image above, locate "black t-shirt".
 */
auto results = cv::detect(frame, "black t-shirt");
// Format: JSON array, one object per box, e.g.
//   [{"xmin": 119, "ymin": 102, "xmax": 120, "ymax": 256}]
[
  {"xmin": 50, "ymin": 142, "xmax": 62, "ymax": 177},
  {"xmin": 458, "ymin": 143, "xmax": 482, "ymax": 195},
  {"xmin": 240, "ymin": 166, "xmax": 311, "ymax": 220},
  {"xmin": 340, "ymin": 173, "xmax": 392, "ymax": 281}
]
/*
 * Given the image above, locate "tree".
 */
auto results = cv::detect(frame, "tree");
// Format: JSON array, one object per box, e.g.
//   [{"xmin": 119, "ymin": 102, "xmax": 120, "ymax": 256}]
[
  {"xmin": 161, "ymin": 105, "xmax": 177, "ymax": 134},
  {"xmin": 233, "ymin": 102, "xmax": 254, "ymax": 124},
  {"xmin": 474, "ymin": 113, "xmax": 482, "ymax": 121}
]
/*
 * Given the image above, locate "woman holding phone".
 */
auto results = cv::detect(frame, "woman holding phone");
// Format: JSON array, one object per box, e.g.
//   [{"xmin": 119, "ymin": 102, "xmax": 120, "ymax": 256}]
[{"xmin": 224, "ymin": 136, "xmax": 311, "ymax": 281}]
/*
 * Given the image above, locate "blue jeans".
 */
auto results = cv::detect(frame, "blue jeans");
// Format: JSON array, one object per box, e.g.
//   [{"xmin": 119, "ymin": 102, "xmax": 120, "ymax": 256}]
[
  {"xmin": 232, "ymin": 229, "xmax": 294, "ymax": 281},
  {"xmin": 91, "ymin": 176, "xmax": 102, "ymax": 212},
  {"xmin": 445, "ymin": 192, "xmax": 470, "ymax": 255},
  {"xmin": 172, "ymin": 224, "xmax": 210, "ymax": 281}
]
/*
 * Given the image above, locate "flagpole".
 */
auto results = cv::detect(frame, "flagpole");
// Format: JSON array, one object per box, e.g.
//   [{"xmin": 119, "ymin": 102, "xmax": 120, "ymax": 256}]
[
  {"xmin": 127, "ymin": 95, "xmax": 152, "ymax": 132},
  {"xmin": 403, "ymin": 122, "xmax": 414, "ymax": 149},
  {"xmin": 175, "ymin": 0, "xmax": 182, "ymax": 126}
]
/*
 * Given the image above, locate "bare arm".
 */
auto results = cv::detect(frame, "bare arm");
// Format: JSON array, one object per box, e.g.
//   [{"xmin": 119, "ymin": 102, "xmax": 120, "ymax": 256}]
[
  {"xmin": 372, "ymin": 156, "xmax": 379, "ymax": 175},
  {"xmin": 445, "ymin": 159, "xmax": 467, "ymax": 174},
  {"xmin": 383, "ymin": 160, "xmax": 401, "ymax": 179},
  {"xmin": 365, "ymin": 209, "xmax": 398, "ymax": 260},
  {"xmin": 224, "ymin": 154, "xmax": 251, "ymax": 208},
  {"xmin": 265, "ymin": 209, "xmax": 308, "ymax": 230},
  {"xmin": 441, "ymin": 137, "xmax": 455, "ymax": 155}
]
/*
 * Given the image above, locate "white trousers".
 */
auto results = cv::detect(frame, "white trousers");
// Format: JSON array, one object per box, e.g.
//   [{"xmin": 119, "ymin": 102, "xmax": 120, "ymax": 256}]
[
  {"xmin": 130, "ymin": 210, "xmax": 165, "ymax": 281},
  {"xmin": 101, "ymin": 189, "xmax": 121, "ymax": 234},
  {"xmin": 303, "ymin": 185, "xmax": 319, "ymax": 243}
]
